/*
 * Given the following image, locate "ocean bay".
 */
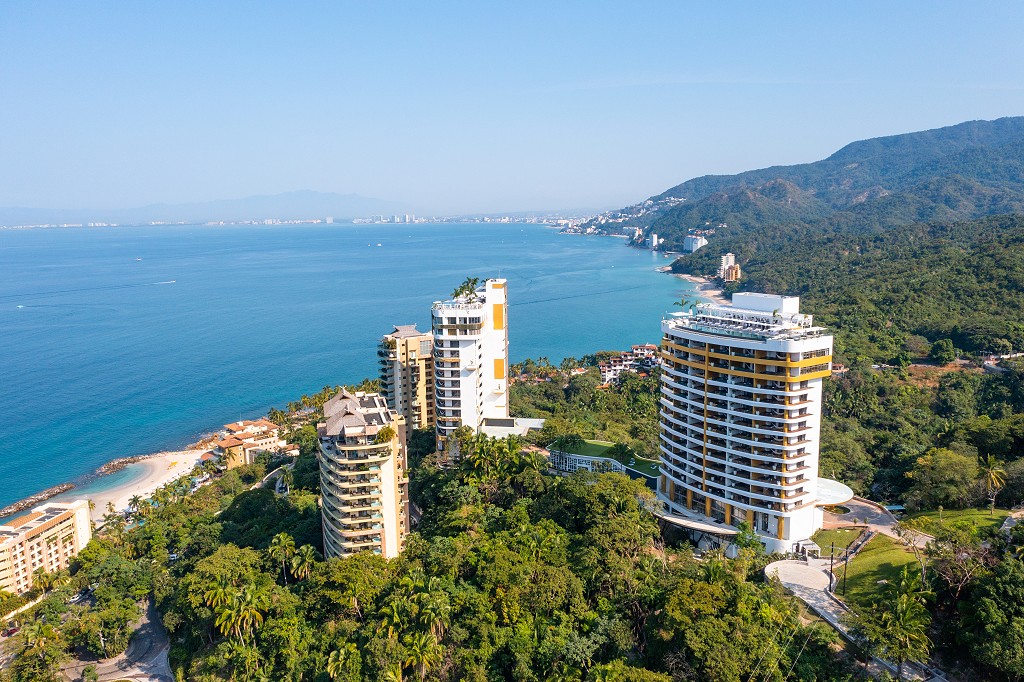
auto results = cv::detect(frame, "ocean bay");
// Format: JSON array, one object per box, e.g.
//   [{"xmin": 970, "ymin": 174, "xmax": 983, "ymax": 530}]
[{"xmin": 0, "ymin": 222, "xmax": 690, "ymax": 509}]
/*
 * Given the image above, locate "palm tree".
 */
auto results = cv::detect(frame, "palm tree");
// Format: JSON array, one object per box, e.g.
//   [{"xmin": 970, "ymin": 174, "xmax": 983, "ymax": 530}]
[
  {"xmin": 204, "ymin": 575, "xmax": 234, "ymax": 610},
  {"xmin": 50, "ymin": 569, "xmax": 69, "ymax": 591},
  {"xmin": 674, "ymin": 296, "xmax": 696, "ymax": 313},
  {"xmin": 979, "ymin": 454, "xmax": 1007, "ymax": 515},
  {"xmin": 280, "ymin": 467, "xmax": 294, "ymax": 495},
  {"xmin": 235, "ymin": 585, "xmax": 268, "ymax": 641},
  {"xmin": 32, "ymin": 567, "xmax": 54, "ymax": 593},
  {"xmin": 404, "ymin": 631, "xmax": 441, "ymax": 682},
  {"xmin": 380, "ymin": 599, "xmax": 407, "ymax": 640},
  {"xmin": 451, "ymin": 276, "xmax": 481, "ymax": 300},
  {"xmin": 327, "ymin": 643, "xmax": 358, "ymax": 681},
  {"xmin": 881, "ymin": 592, "xmax": 932, "ymax": 681},
  {"xmin": 20, "ymin": 619, "xmax": 60, "ymax": 661},
  {"xmin": 382, "ymin": 662, "xmax": 404, "ymax": 682},
  {"xmin": 268, "ymin": 532, "xmax": 296, "ymax": 585},
  {"xmin": 290, "ymin": 544, "xmax": 317, "ymax": 581},
  {"xmin": 129, "ymin": 494, "xmax": 143, "ymax": 513},
  {"xmin": 847, "ymin": 567, "xmax": 931, "ymax": 681}
]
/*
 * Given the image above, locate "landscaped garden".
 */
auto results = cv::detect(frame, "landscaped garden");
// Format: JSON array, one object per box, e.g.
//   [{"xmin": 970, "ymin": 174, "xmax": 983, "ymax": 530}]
[
  {"xmin": 903, "ymin": 507, "xmax": 1010, "ymax": 535},
  {"xmin": 837, "ymin": 534, "xmax": 919, "ymax": 610},
  {"xmin": 811, "ymin": 526, "xmax": 865, "ymax": 556}
]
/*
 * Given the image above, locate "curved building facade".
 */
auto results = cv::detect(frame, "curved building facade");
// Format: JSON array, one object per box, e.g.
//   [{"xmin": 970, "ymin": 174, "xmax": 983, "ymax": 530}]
[
  {"xmin": 658, "ymin": 293, "xmax": 833, "ymax": 554},
  {"xmin": 317, "ymin": 390, "xmax": 409, "ymax": 559}
]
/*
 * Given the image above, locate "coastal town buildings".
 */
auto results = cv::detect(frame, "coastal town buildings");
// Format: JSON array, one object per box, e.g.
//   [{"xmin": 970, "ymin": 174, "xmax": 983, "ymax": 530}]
[
  {"xmin": 657, "ymin": 292, "xmax": 847, "ymax": 554},
  {"xmin": 431, "ymin": 279, "xmax": 510, "ymax": 453},
  {"xmin": 379, "ymin": 324, "xmax": 435, "ymax": 430},
  {"xmin": 316, "ymin": 390, "xmax": 409, "ymax": 559},
  {"xmin": 683, "ymin": 235, "xmax": 708, "ymax": 253},
  {"xmin": 718, "ymin": 252, "xmax": 736, "ymax": 278},
  {"xmin": 598, "ymin": 344, "xmax": 660, "ymax": 384},
  {"xmin": 0, "ymin": 500, "xmax": 92, "ymax": 594},
  {"xmin": 214, "ymin": 418, "xmax": 297, "ymax": 469}
]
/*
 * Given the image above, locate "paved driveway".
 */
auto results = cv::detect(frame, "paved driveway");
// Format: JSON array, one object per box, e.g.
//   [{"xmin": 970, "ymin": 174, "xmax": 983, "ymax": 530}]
[
  {"xmin": 825, "ymin": 497, "xmax": 931, "ymax": 548},
  {"xmin": 62, "ymin": 599, "xmax": 172, "ymax": 682}
]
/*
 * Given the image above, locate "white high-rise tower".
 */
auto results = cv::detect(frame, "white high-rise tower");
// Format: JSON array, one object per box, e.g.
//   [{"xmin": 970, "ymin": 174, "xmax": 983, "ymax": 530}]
[
  {"xmin": 431, "ymin": 279, "xmax": 509, "ymax": 452},
  {"xmin": 658, "ymin": 292, "xmax": 848, "ymax": 554}
]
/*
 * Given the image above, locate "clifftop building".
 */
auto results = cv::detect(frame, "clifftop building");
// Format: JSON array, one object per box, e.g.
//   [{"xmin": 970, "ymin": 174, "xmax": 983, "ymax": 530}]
[
  {"xmin": 379, "ymin": 324, "xmax": 435, "ymax": 430},
  {"xmin": 657, "ymin": 293, "xmax": 849, "ymax": 554},
  {"xmin": 214, "ymin": 418, "xmax": 296, "ymax": 469},
  {"xmin": 317, "ymin": 390, "xmax": 409, "ymax": 559},
  {"xmin": 0, "ymin": 500, "xmax": 92, "ymax": 594},
  {"xmin": 431, "ymin": 279, "xmax": 509, "ymax": 452}
]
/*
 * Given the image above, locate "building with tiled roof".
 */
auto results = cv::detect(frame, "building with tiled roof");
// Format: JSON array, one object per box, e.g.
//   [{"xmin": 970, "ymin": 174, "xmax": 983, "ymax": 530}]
[{"xmin": 317, "ymin": 390, "xmax": 409, "ymax": 559}]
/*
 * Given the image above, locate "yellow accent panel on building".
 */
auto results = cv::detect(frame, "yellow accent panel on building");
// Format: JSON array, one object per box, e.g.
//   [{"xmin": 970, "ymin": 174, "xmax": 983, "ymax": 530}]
[
  {"xmin": 492, "ymin": 303, "xmax": 505, "ymax": 330},
  {"xmin": 777, "ymin": 517, "xmax": 785, "ymax": 540},
  {"xmin": 493, "ymin": 358, "xmax": 506, "ymax": 380}
]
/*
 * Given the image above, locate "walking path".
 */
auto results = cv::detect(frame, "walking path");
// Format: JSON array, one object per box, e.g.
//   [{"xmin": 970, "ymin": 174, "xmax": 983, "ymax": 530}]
[
  {"xmin": 766, "ymin": 558, "xmax": 935, "ymax": 680},
  {"xmin": 824, "ymin": 497, "xmax": 931, "ymax": 548},
  {"xmin": 62, "ymin": 599, "xmax": 172, "ymax": 682}
]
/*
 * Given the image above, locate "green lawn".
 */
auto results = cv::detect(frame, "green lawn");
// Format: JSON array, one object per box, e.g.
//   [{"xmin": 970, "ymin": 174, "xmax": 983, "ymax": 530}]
[
  {"xmin": 838, "ymin": 534, "xmax": 919, "ymax": 610},
  {"xmin": 577, "ymin": 440, "xmax": 614, "ymax": 458},
  {"xmin": 812, "ymin": 527, "xmax": 865, "ymax": 556},
  {"xmin": 624, "ymin": 458, "xmax": 661, "ymax": 478},
  {"xmin": 904, "ymin": 507, "xmax": 1010, "ymax": 536}
]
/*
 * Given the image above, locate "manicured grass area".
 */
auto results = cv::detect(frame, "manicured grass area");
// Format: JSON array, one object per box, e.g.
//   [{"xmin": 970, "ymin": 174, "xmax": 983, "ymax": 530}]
[
  {"xmin": 563, "ymin": 440, "xmax": 660, "ymax": 478},
  {"xmin": 824, "ymin": 504, "xmax": 851, "ymax": 515},
  {"xmin": 576, "ymin": 440, "xmax": 613, "ymax": 458},
  {"xmin": 812, "ymin": 527, "xmax": 865, "ymax": 556},
  {"xmin": 838, "ymin": 534, "xmax": 918, "ymax": 610},
  {"xmin": 624, "ymin": 457, "xmax": 661, "ymax": 478},
  {"xmin": 904, "ymin": 507, "xmax": 1010, "ymax": 535}
]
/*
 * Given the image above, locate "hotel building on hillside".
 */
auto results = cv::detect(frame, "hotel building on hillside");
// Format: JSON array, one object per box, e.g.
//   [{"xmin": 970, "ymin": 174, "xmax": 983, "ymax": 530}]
[
  {"xmin": 431, "ymin": 278, "xmax": 510, "ymax": 453},
  {"xmin": 657, "ymin": 292, "xmax": 851, "ymax": 555},
  {"xmin": 0, "ymin": 500, "xmax": 92, "ymax": 594},
  {"xmin": 214, "ymin": 418, "xmax": 298, "ymax": 469},
  {"xmin": 379, "ymin": 324, "xmax": 435, "ymax": 430},
  {"xmin": 316, "ymin": 390, "xmax": 409, "ymax": 559}
]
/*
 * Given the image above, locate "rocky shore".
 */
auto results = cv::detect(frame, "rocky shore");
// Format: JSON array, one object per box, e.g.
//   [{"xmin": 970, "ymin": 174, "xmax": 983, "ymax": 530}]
[{"xmin": 0, "ymin": 484, "xmax": 75, "ymax": 518}]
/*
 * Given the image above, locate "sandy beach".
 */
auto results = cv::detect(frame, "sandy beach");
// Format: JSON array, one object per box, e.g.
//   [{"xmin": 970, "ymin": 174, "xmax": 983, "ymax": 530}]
[
  {"xmin": 82, "ymin": 449, "xmax": 206, "ymax": 523},
  {"xmin": 668, "ymin": 271, "xmax": 730, "ymax": 305}
]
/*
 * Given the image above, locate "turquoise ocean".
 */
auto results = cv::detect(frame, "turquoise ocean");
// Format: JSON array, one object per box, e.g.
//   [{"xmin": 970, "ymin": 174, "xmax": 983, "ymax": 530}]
[{"xmin": 0, "ymin": 222, "xmax": 693, "ymax": 510}]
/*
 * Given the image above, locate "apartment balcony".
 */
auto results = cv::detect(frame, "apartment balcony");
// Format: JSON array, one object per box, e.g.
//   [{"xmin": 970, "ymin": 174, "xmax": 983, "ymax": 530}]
[{"xmin": 339, "ymin": 536, "xmax": 381, "ymax": 549}]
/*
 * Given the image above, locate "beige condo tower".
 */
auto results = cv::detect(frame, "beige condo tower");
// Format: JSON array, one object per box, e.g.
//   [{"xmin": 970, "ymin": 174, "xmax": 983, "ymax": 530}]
[
  {"xmin": 379, "ymin": 324, "xmax": 435, "ymax": 430},
  {"xmin": 316, "ymin": 390, "xmax": 410, "ymax": 559}
]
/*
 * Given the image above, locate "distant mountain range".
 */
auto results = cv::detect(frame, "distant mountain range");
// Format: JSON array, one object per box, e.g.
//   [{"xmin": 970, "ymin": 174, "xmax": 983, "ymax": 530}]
[
  {"xmin": 573, "ymin": 116, "xmax": 1024, "ymax": 266},
  {"xmin": 0, "ymin": 190, "xmax": 407, "ymax": 227}
]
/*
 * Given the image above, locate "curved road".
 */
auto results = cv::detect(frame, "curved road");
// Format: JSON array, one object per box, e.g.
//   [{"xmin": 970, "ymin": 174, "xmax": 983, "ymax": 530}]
[{"xmin": 62, "ymin": 599, "xmax": 172, "ymax": 682}]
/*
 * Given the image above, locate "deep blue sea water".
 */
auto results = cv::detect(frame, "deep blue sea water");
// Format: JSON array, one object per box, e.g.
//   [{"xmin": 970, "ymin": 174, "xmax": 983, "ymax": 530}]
[{"xmin": 0, "ymin": 222, "xmax": 693, "ymax": 509}]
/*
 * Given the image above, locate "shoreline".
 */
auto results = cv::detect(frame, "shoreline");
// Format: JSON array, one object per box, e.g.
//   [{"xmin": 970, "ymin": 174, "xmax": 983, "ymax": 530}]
[
  {"xmin": 657, "ymin": 267, "xmax": 729, "ymax": 305},
  {"xmin": 1, "ymin": 436, "xmax": 217, "ymax": 522}
]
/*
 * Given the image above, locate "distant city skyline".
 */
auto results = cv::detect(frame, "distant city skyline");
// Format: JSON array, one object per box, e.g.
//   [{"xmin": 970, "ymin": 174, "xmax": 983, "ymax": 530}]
[{"xmin": 3, "ymin": 2, "xmax": 1024, "ymax": 214}]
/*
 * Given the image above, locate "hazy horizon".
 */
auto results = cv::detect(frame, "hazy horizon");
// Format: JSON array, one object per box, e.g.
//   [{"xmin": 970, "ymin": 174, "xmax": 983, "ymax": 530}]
[{"xmin": 4, "ymin": 3, "xmax": 1024, "ymax": 215}]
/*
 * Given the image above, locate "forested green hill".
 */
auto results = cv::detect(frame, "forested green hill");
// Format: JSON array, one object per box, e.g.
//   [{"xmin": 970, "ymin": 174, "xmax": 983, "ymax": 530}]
[
  {"xmin": 673, "ymin": 214, "xmax": 1024, "ymax": 361},
  {"xmin": 576, "ymin": 117, "xmax": 1024, "ymax": 250}
]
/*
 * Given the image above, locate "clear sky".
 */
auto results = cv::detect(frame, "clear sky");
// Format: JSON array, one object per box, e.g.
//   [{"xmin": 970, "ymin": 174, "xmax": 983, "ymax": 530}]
[{"xmin": 2, "ymin": 2, "xmax": 1024, "ymax": 214}]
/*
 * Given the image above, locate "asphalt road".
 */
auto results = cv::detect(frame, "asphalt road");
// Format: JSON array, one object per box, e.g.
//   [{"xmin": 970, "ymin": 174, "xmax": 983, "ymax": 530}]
[{"xmin": 62, "ymin": 599, "xmax": 173, "ymax": 682}]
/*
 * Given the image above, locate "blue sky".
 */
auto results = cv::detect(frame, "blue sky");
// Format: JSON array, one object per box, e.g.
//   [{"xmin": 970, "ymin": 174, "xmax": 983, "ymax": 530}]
[{"xmin": 2, "ymin": 2, "xmax": 1023, "ymax": 214}]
